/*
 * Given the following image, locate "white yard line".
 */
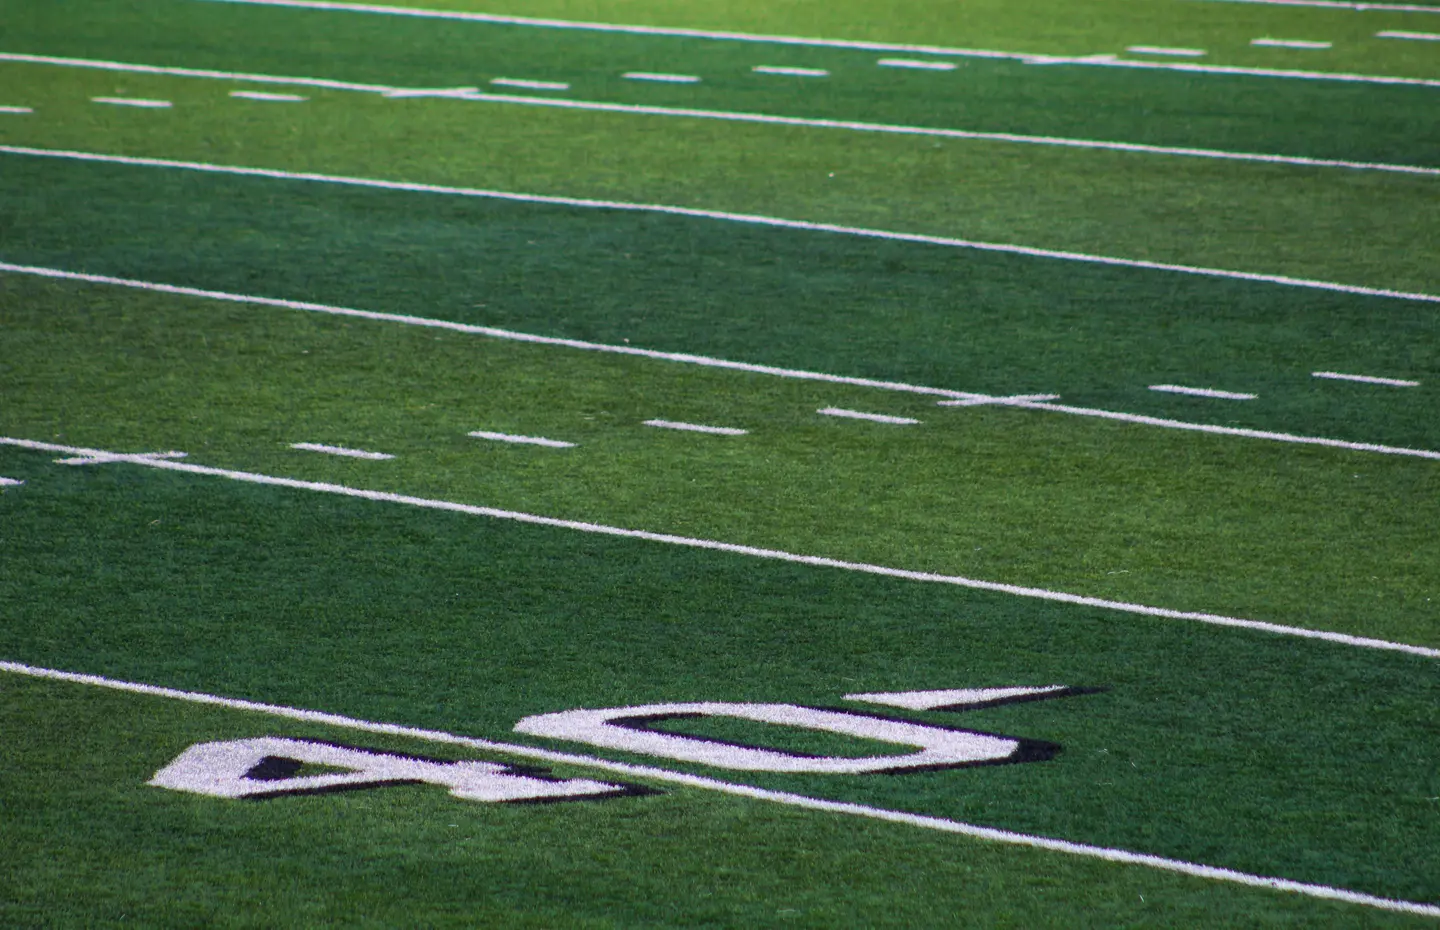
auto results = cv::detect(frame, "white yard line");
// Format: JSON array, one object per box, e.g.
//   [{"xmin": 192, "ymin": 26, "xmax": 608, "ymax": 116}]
[
  {"xmin": 1190, "ymin": 0, "xmax": 1440, "ymax": 11},
  {"xmin": 2, "ymin": 435, "xmax": 1439, "ymax": 660},
  {"xmin": 4, "ymin": 262, "xmax": 1440, "ymax": 463},
  {"xmin": 91, "ymin": 96, "xmax": 172, "ymax": 108},
  {"xmin": 818, "ymin": 407, "xmax": 920, "ymax": 425},
  {"xmin": 1125, "ymin": 46, "xmax": 1207, "ymax": 57},
  {"xmin": 877, "ymin": 58, "xmax": 957, "ymax": 70},
  {"xmin": 5, "ymin": 147, "xmax": 1440, "ymax": 307},
  {"xmin": 0, "ymin": 105, "xmax": 32, "ymax": 113},
  {"xmin": 469, "ymin": 430, "xmax": 576, "ymax": 448},
  {"xmin": 1378, "ymin": 30, "xmax": 1440, "ymax": 40},
  {"xmin": 0, "ymin": 477, "xmax": 24, "ymax": 486},
  {"xmin": 644, "ymin": 419, "xmax": 748, "ymax": 435},
  {"xmin": 1313, "ymin": 371, "xmax": 1420, "ymax": 387},
  {"xmin": 290, "ymin": 442, "xmax": 394, "ymax": 459},
  {"xmin": 230, "ymin": 90, "xmax": 307, "ymax": 101},
  {"xmin": 1252, "ymin": 38, "xmax": 1334, "ymax": 49},
  {"xmin": 7, "ymin": 56, "xmax": 1440, "ymax": 177},
  {"xmin": 1149, "ymin": 384, "xmax": 1258, "ymax": 400},
  {"xmin": 3, "ymin": 659, "xmax": 1437, "ymax": 918},
  {"xmin": 490, "ymin": 77, "xmax": 569, "ymax": 90},
  {"xmin": 623, "ymin": 72, "xmax": 700, "ymax": 83},
  {"xmin": 753, "ymin": 65, "xmax": 829, "ymax": 77},
  {"xmin": 188, "ymin": 0, "xmax": 1440, "ymax": 88}
]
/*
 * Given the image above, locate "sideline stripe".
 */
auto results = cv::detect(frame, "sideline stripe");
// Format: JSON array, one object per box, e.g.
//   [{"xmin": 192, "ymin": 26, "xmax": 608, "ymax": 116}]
[
  {"xmin": 7, "ymin": 55, "xmax": 1439, "ymax": 177},
  {"xmin": 3, "ymin": 434, "xmax": 1438, "ymax": 659},
  {"xmin": 1312, "ymin": 371, "xmax": 1420, "ymax": 387},
  {"xmin": 4, "ymin": 147, "xmax": 1440, "ymax": 305},
  {"xmin": 818, "ymin": 407, "xmax": 921, "ymax": 425},
  {"xmin": 4, "ymin": 660, "xmax": 1438, "ymax": 918},
  {"xmin": 5, "ymin": 262, "xmax": 1440, "ymax": 462},
  {"xmin": 92, "ymin": 96, "xmax": 172, "ymax": 108},
  {"xmin": 469, "ymin": 430, "xmax": 575, "ymax": 448},
  {"xmin": 1149, "ymin": 384, "xmax": 1258, "ymax": 400},
  {"xmin": 644, "ymin": 419, "xmax": 748, "ymax": 435},
  {"xmin": 290, "ymin": 442, "xmax": 394, "ymax": 459},
  {"xmin": 195, "ymin": 0, "xmax": 1440, "ymax": 87}
]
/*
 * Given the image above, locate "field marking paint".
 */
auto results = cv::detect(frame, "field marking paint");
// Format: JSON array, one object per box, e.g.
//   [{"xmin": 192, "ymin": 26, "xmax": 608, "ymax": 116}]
[
  {"xmin": 1089, "ymin": 56, "xmax": 1440, "ymax": 88},
  {"xmin": 877, "ymin": 58, "xmax": 957, "ymax": 70},
  {"xmin": 6, "ymin": 148, "xmax": 1440, "ymax": 305},
  {"xmin": 490, "ymin": 77, "xmax": 569, "ymax": 90},
  {"xmin": 1312, "ymin": 371, "xmax": 1420, "ymax": 387},
  {"xmin": 4, "ymin": 660, "xmax": 1439, "ymax": 919},
  {"xmin": 194, "ymin": 0, "xmax": 1440, "ymax": 88},
  {"xmin": 0, "ymin": 105, "xmax": 32, "ymax": 113},
  {"xmin": 1252, "ymin": 38, "xmax": 1335, "ymax": 49},
  {"xmin": 290, "ymin": 442, "xmax": 394, "ymax": 459},
  {"xmin": 230, "ymin": 90, "xmax": 307, "ymax": 101},
  {"xmin": 8, "ymin": 56, "xmax": 1440, "ymax": 177},
  {"xmin": 5, "ymin": 261, "xmax": 1440, "ymax": 463},
  {"xmin": 1149, "ymin": 385, "xmax": 1258, "ymax": 400},
  {"xmin": 468, "ymin": 430, "xmax": 576, "ymax": 448},
  {"xmin": 753, "ymin": 65, "xmax": 829, "ymax": 77},
  {"xmin": 4, "ymin": 434, "xmax": 1439, "ymax": 659},
  {"xmin": 644, "ymin": 419, "xmax": 748, "ymax": 435},
  {"xmin": 818, "ymin": 407, "xmax": 920, "ymax": 425},
  {"xmin": 0, "ymin": 477, "xmax": 24, "ymax": 486},
  {"xmin": 1379, "ymin": 30, "xmax": 1440, "ymax": 40},
  {"xmin": 91, "ymin": 97, "xmax": 172, "ymax": 108},
  {"xmin": 846, "ymin": 686, "xmax": 1070, "ymax": 710},
  {"xmin": 1125, "ymin": 46, "xmax": 1206, "ymax": 57},
  {"xmin": 1191, "ymin": 0, "xmax": 1440, "ymax": 11},
  {"xmin": 623, "ymin": 72, "xmax": 701, "ymax": 83}
]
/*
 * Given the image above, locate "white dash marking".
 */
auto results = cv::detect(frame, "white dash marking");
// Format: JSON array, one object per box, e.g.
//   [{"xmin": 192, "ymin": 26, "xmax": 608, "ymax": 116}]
[
  {"xmin": 1149, "ymin": 385, "xmax": 1257, "ymax": 401},
  {"xmin": 622, "ymin": 72, "xmax": 700, "ymax": 83},
  {"xmin": 1377, "ymin": 31, "xmax": 1440, "ymax": 42},
  {"xmin": 818, "ymin": 407, "xmax": 920, "ymax": 425},
  {"xmin": 380, "ymin": 86, "xmax": 480, "ymax": 98},
  {"xmin": 1251, "ymin": 38, "xmax": 1333, "ymax": 50},
  {"xmin": 846, "ymin": 686, "xmax": 1070, "ymax": 711},
  {"xmin": 490, "ymin": 77, "xmax": 570, "ymax": 90},
  {"xmin": 1125, "ymin": 46, "xmax": 1207, "ymax": 57},
  {"xmin": 752, "ymin": 65, "xmax": 830, "ymax": 77},
  {"xmin": 5, "ymin": 435, "xmax": 1440, "ymax": 659},
  {"xmin": 644, "ymin": 419, "xmax": 748, "ymax": 436},
  {"xmin": 229, "ymin": 90, "xmax": 308, "ymax": 101},
  {"xmin": 468, "ymin": 430, "xmax": 575, "ymax": 448},
  {"xmin": 1312, "ymin": 371, "xmax": 1420, "ymax": 387},
  {"xmin": 0, "ymin": 105, "xmax": 33, "ymax": 114},
  {"xmin": 5, "ymin": 660, "xmax": 1440, "ymax": 918},
  {"xmin": 0, "ymin": 477, "xmax": 24, "ymax": 486},
  {"xmin": 877, "ymin": 58, "xmax": 957, "ymax": 71},
  {"xmin": 91, "ymin": 97, "xmax": 172, "ymax": 108},
  {"xmin": 289, "ymin": 442, "xmax": 394, "ymax": 460},
  {"xmin": 939, "ymin": 393, "xmax": 1063, "ymax": 407}
]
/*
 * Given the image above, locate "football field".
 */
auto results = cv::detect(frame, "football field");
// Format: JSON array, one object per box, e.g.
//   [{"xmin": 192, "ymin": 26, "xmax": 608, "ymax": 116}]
[{"xmin": 1, "ymin": 0, "xmax": 1438, "ymax": 924}]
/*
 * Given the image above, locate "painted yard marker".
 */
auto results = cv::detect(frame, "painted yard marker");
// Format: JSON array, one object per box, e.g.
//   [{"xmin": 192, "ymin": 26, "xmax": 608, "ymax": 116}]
[
  {"xmin": 468, "ymin": 430, "xmax": 576, "ymax": 448},
  {"xmin": 8, "ymin": 57, "xmax": 1440, "ymax": 177},
  {"xmin": 490, "ymin": 77, "xmax": 570, "ymax": 91},
  {"xmin": 289, "ymin": 442, "xmax": 395, "ymax": 460},
  {"xmin": 4, "ymin": 660, "xmax": 1438, "ymax": 918},
  {"xmin": 1191, "ymin": 0, "xmax": 1440, "ymax": 11},
  {"xmin": 1149, "ymin": 385, "xmax": 1258, "ymax": 400},
  {"xmin": 91, "ymin": 97, "xmax": 172, "ymax": 108},
  {"xmin": 5, "ymin": 434, "xmax": 1440, "ymax": 659},
  {"xmin": 877, "ymin": 58, "xmax": 957, "ymax": 71},
  {"xmin": 0, "ymin": 105, "xmax": 32, "ymax": 113},
  {"xmin": 5, "ymin": 261, "xmax": 1440, "ymax": 463},
  {"xmin": 1377, "ymin": 31, "xmax": 1440, "ymax": 41},
  {"xmin": 622, "ymin": 72, "xmax": 700, "ymax": 83},
  {"xmin": 189, "ymin": 0, "xmax": 1440, "ymax": 88},
  {"xmin": 1125, "ymin": 46, "xmax": 1206, "ymax": 57},
  {"xmin": 1251, "ymin": 39, "xmax": 1333, "ymax": 50},
  {"xmin": 1313, "ymin": 371, "xmax": 1420, "ymax": 387},
  {"xmin": 818, "ymin": 407, "xmax": 920, "ymax": 425},
  {"xmin": 0, "ymin": 477, "xmax": 24, "ymax": 486},
  {"xmin": 845, "ymin": 686, "xmax": 1071, "ymax": 711},
  {"xmin": 644, "ymin": 419, "xmax": 748, "ymax": 435},
  {"xmin": 753, "ymin": 65, "xmax": 830, "ymax": 77},
  {"xmin": 229, "ymin": 90, "xmax": 307, "ymax": 101}
]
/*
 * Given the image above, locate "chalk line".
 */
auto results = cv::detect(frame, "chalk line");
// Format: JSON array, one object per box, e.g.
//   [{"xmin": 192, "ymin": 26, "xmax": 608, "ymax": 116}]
[
  {"xmin": 2, "ymin": 435, "xmax": 1437, "ymax": 659},
  {"xmin": 1149, "ymin": 385, "xmax": 1258, "ymax": 400},
  {"xmin": 878, "ymin": 58, "xmax": 957, "ymax": 71},
  {"xmin": 623, "ymin": 72, "xmax": 700, "ymax": 83},
  {"xmin": 644, "ymin": 419, "xmax": 748, "ymax": 435},
  {"xmin": 4, "ymin": 261, "xmax": 1439, "ymax": 462},
  {"xmin": 0, "ymin": 477, "xmax": 24, "ymax": 486},
  {"xmin": 1378, "ymin": 30, "xmax": 1440, "ymax": 40},
  {"xmin": 92, "ymin": 97, "xmax": 172, "ymax": 108},
  {"xmin": 818, "ymin": 407, "xmax": 920, "ymax": 425},
  {"xmin": 1126, "ymin": 46, "xmax": 1207, "ymax": 57},
  {"xmin": 2, "ymin": 659, "xmax": 1435, "ymax": 917},
  {"xmin": 0, "ymin": 105, "xmax": 32, "ymax": 113},
  {"xmin": 1190, "ymin": 0, "xmax": 1440, "ymax": 11},
  {"xmin": 490, "ymin": 77, "xmax": 569, "ymax": 90},
  {"xmin": 753, "ymin": 66, "xmax": 829, "ymax": 77},
  {"xmin": 230, "ymin": 90, "xmax": 307, "ymax": 101},
  {"xmin": 469, "ymin": 430, "xmax": 575, "ymax": 448},
  {"xmin": 290, "ymin": 442, "xmax": 394, "ymax": 459},
  {"xmin": 1313, "ymin": 371, "xmax": 1420, "ymax": 386},
  {"xmin": 1252, "ymin": 39, "xmax": 1334, "ymax": 49},
  {"xmin": 6, "ymin": 55, "xmax": 1439, "ymax": 177}
]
